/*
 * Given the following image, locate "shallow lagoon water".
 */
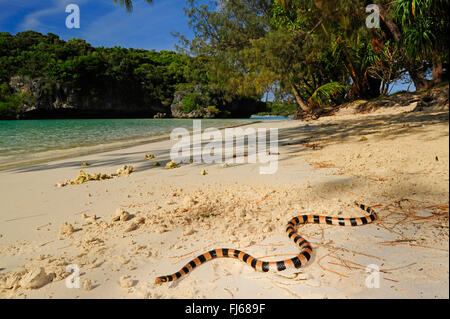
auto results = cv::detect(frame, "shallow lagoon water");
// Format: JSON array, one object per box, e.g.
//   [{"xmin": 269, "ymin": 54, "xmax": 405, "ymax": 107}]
[{"xmin": 0, "ymin": 118, "xmax": 256, "ymax": 170}]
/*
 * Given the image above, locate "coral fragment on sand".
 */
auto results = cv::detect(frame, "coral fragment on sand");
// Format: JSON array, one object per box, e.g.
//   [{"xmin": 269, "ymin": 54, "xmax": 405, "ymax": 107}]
[
  {"xmin": 19, "ymin": 267, "xmax": 54, "ymax": 289},
  {"xmin": 56, "ymin": 165, "xmax": 134, "ymax": 187},
  {"xmin": 119, "ymin": 275, "xmax": 135, "ymax": 288},
  {"xmin": 165, "ymin": 161, "xmax": 179, "ymax": 169},
  {"xmin": 111, "ymin": 208, "xmax": 131, "ymax": 222},
  {"xmin": 116, "ymin": 165, "xmax": 134, "ymax": 176},
  {"xmin": 58, "ymin": 222, "xmax": 75, "ymax": 238}
]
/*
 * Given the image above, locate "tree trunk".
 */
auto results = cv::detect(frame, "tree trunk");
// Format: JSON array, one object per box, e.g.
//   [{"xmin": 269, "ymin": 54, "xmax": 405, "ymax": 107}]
[
  {"xmin": 378, "ymin": 5, "xmax": 402, "ymax": 43},
  {"xmin": 367, "ymin": 76, "xmax": 381, "ymax": 98},
  {"xmin": 291, "ymin": 84, "xmax": 311, "ymax": 113},
  {"xmin": 432, "ymin": 53, "xmax": 444, "ymax": 85},
  {"xmin": 409, "ymin": 69, "xmax": 431, "ymax": 91}
]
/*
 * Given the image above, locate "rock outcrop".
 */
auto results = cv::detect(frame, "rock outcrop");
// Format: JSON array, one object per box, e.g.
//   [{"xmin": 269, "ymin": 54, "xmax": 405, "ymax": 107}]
[
  {"xmin": 9, "ymin": 76, "xmax": 267, "ymax": 119},
  {"xmin": 9, "ymin": 75, "xmax": 168, "ymax": 119},
  {"xmin": 170, "ymin": 84, "xmax": 222, "ymax": 118},
  {"xmin": 170, "ymin": 84, "xmax": 266, "ymax": 118}
]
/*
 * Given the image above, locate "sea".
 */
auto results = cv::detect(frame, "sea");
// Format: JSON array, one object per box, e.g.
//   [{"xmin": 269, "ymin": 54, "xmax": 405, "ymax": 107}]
[{"xmin": 0, "ymin": 118, "xmax": 264, "ymax": 170}]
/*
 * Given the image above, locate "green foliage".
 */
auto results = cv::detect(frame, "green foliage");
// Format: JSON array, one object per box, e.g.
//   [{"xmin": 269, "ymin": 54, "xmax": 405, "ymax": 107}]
[
  {"xmin": 181, "ymin": 0, "xmax": 374, "ymax": 112},
  {"xmin": 0, "ymin": 31, "xmax": 212, "ymax": 118},
  {"xmin": 394, "ymin": 0, "xmax": 449, "ymax": 59},
  {"xmin": 206, "ymin": 106, "xmax": 219, "ymax": 114},
  {"xmin": 0, "ymin": 83, "xmax": 23, "ymax": 118},
  {"xmin": 308, "ymin": 82, "xmax": 348, "ymax": 108},
  {"xmin": 2, "ymin": 1, "xmax": 447, "ymax": 118},
  {"xmin": 179, "ymin": 87, "xmax": 216, "ymax": 114},
  {"xmin": 181, "ymin": 94, "xmax": 202, "ymax": 113},
  {"xmin": 256, "ymin": 101, "xmax": 297, "ymax": 117},
  {"xmin": 181, "ymin": 0, "xmax": 448, "ymax": 113}
]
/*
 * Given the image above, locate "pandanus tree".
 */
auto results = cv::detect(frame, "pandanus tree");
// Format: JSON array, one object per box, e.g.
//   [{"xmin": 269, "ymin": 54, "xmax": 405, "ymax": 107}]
[
  {"xmin": 364, "ymin": 0, "xmax": 448, "ymax": 90},
  {"xmin": 394, "ymin": 0, "xmax": 449, "ymax": 87}
]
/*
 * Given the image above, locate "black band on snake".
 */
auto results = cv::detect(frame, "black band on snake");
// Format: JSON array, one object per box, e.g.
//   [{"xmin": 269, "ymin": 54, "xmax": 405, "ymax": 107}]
[{"xmin": 155, "ymin": 202, "xmax": 377, "ymax": 284}]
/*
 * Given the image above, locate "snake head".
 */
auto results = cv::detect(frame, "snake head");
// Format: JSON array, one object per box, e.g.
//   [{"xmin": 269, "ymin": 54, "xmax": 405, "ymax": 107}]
[{"xmin": 155, "ymin": 277, "xmax": 167, "ymax": 284}]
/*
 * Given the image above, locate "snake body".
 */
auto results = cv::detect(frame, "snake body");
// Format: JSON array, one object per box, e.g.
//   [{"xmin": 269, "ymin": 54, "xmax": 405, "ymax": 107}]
[{"xmin": 155, "ymin": 202, "xmax": 377, "ymax": 284}]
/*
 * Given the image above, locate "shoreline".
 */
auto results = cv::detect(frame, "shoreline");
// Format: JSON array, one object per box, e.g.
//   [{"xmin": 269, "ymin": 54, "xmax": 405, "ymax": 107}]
[
  {"xmin": 0, "ymin": 108, "xmax": 448, "ymax": 299},
  {"xmin": 0, "ymin": 119, "xmax": 263, "ymax": 172}
]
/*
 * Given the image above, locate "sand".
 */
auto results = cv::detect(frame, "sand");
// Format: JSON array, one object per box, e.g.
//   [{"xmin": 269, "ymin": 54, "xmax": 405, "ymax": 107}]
[{"xmin": 0, "ymin": 106, "xmax": 448, "ymax": 299}]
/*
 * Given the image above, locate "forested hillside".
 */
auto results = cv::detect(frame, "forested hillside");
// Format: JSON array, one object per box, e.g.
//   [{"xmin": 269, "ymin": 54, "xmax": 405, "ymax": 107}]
[{"xmin": 0, "ymin": 31, "xmax": 264, "ymax": 119}]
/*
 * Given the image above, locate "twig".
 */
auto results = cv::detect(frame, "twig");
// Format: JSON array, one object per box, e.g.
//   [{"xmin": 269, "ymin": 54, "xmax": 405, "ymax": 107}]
[
  {"xmin": 392, "ymin": 214, "xmax": 410, "ymax": 228},
  {"xmin": 256, "ymin": 194, "xmax": 270, "ymax": 205},
  {"xmin": 40, "ymin": 240, "xmax": 54, "ymax": 247},
  {"xmin": 378, "ymin": 239, "xmax": 416, "ymax": 245},
  {"xmin": 317, "ymin": 249, "xmax": 349, "ymax": 278},
  {"xmin": 376, "ymin": 222, "xmax": 408, "ymax": 239},
  {"xmin": 168, "ymin": 241, "xmax": 229, "ymax": 260},
  {"xmin": 382, "ymin": 262, "xmax": 417, "ymax": 272},
  {"xmin": 254, "ymin": 242, "xmax": 284, "ymax": 247},
  {"xmin": 4, "ymin": 213, "xmax": 47, "ymax": 222},
  {"xmin": 311, "ymin": 162, "xmax": 334, "ymax": 169},
  {"xmin": 383, "ymin": 277, "xmax": 399, "ymax": 283},
  {"xmin": 328, "ymin": 261, "xmax": 362, "ymax": 270},
  {"xmin": 224, "ymin": 287, "xmax": 234, "ymax": 299},
  {"xmin": 169, "ymin": 250, "xmax": 195, "ymax": 259},
  {"xmin": 256, "ymin": 253, "xmax": 299, "ymax": 259},
  {"xmin": 275, "ymin": 285, "xmax": 304, "ymax": 298},
  {"xmin": 314, "ymin": 242, "xmax": 386, "ymax": 261},
  {"xmin": 408, "ymin": 244, "xmax": 448, "ymax": 252},
  {"xmin": 328, "ymin": 255, "xmax": 391, "ymax": 274}
]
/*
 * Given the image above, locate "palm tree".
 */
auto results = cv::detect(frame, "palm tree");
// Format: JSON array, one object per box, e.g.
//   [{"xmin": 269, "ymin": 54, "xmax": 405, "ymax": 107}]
[{"xmin": 113, "ymin": 0, "xmax": 153, "ymax": 13}]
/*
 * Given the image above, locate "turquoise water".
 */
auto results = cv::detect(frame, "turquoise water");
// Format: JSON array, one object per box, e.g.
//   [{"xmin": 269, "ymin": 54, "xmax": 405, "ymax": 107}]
[{"xmin": 0, "ymin": 118, "xmax": 255, "ymax": 169}]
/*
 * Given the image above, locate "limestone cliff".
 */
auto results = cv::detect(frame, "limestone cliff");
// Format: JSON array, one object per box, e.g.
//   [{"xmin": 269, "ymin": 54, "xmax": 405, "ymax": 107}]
[{"xmin": 9, "ymin": 75, "xmax": 169, "ymax": 119}]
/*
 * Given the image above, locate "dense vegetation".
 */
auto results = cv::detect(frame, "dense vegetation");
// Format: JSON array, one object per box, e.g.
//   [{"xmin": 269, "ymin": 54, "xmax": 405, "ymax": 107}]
[
  {"xmin": 175, "ymin": 0, "xmax": 448, "ymax": 117},
  {"xmin": 0, "ymin": 31, "xmax": 209, "ymax": 118},
  {"xmin": 2, "ymin": 1, "xmax": 448, "ymax": 119}
]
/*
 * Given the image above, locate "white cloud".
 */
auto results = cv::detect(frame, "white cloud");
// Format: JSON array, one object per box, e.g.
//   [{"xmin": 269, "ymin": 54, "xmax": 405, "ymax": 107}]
[
  {"xmin": 4, "ymin": 0, "xmax": 191, "ymax": 51},
  {"xmin": 19, "ymin": 0, "xmax": 87, "ymax": 30},
  {"xmin": 78, "ymin": 0, "xmax": 185, "ymax": 50},
  {"xmin": 0, "ymin": 0, "xmax": 39, "ymax": 29}
]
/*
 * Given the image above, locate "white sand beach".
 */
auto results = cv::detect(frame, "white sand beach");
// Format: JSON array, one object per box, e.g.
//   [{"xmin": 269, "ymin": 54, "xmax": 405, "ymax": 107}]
[{"xmin": 0, "ymin": 107, "xmax": 448, "ymax": 299}]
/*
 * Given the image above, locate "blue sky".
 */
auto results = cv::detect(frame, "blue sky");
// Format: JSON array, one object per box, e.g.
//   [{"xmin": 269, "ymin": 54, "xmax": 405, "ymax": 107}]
[{"xmin": 0, "ymin": 0, "xmax": 193, "ymax": 51}]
